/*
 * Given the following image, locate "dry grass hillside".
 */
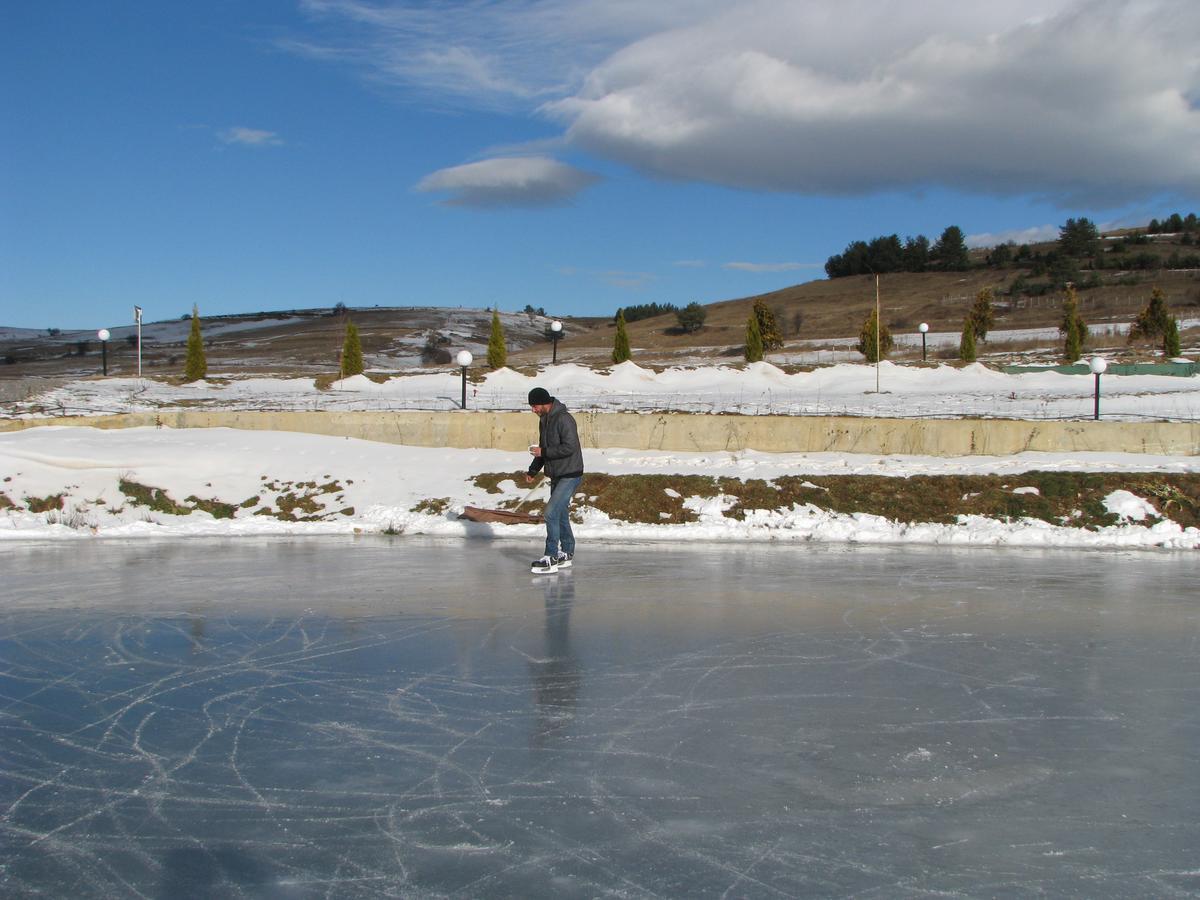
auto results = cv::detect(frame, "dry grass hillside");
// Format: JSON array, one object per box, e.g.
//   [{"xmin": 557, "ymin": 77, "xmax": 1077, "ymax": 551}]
[
  {"xmin": 4, "ymin": 227, "xmax": 1198, "ymax": 381},
  {"xmin": 521, "ymin": 232, "xmax": 1200, "ymax": 367}
]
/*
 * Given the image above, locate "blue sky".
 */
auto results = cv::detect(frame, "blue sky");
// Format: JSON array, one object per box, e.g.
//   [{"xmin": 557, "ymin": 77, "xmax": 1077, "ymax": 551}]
[{"xmin": 3, "ymin": 0, "xmax": 1197, "ymax": 331}]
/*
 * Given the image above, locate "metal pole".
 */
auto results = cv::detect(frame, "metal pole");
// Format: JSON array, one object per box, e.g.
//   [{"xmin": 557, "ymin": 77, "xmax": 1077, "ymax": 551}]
[
  {"xmin": 101, "ymin": 340, "xmax": 107, "ymax": 376},
  {"xmin": 875, "ymin": 274, "xmax": 880, "ymax": 393},
  {"xmin": 134, "ymin": 306, "xmax": 143, "ymax": 377},
  {"xmin": 921, "ymin": 332, "xmax": 927, "ymax": 362},
  {"xmin": 1094, "ymin": 373, "xmax": 1101, "ymax": 420},
  {"xmin": 552, "ymin": 335, "xmax": 558, "ymax": 364},
  {"xmin": 461, "ymin": 366, "xmax": 468, "ymax": 410}
]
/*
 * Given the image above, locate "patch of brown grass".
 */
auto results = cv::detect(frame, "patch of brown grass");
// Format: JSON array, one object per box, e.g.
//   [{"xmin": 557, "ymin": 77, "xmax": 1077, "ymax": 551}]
[
  {"xmin": 184, "ymin": 495, "xmax": 239, "ymax": 519},
  {"xmin": 468, "ymin": 471, "xmax": 1200, "ymax": 530},
  {"xmin": 119, "ymin": 480, "xmax": 191, "ymax": 515},
  {"xmin": 25, "ymin": 494, "xmax": 64, "ymax": 513}
]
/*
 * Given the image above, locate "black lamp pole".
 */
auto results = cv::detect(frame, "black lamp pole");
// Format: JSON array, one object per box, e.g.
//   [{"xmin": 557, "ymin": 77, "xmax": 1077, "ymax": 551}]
[
  {"xmin": 456, "ymin": 350, "xmax": 472, "ymax": 409},
  {"xmin": 1089, "ymin": 357, "xmax": 1106, "ymax": 420},
  {"xmin": 98, "ymin": 329, "xmax": 110, "ymax": 376}
]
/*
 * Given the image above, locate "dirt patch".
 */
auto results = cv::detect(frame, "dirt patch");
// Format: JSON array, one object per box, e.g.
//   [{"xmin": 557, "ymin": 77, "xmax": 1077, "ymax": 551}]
[
  {"xmin": 25, "ymin": 494, "xmax": 64, "ymax": 513},
  {"xmin": 119, "ymin": 479, "xmax": 192, "ymax": 516},
  {"xmin": 471, "ymin": 471, "xmax": 1200, "ymax": 530}
]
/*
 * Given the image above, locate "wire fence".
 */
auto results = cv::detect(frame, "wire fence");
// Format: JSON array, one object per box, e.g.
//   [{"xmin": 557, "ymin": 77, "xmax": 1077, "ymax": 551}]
[{"xmin": 5, "ymin": 386, "xmax": 1198, "ymax": 424}]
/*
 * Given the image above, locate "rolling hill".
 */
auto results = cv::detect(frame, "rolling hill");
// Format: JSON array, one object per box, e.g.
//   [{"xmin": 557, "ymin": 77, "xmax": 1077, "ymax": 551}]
[{"xmin": 3, "ymin": 225, "xmax": 1197, "ymax": 381}]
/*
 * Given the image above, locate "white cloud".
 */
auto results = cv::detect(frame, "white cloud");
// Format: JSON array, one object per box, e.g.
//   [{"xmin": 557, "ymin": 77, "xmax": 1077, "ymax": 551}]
[
  {"xmin": 293, "ymin": 0, "xmax": 713, "ymax": 110},
  {"xmin": 545, "ymin": 0, "xmax": 1200, "ymax": 204},
  {"xmin": 218, "ymin": 126, "xmax": 283, "ymax": 147},
  {"xmin": 724, "ymin": 261, "xmax": 818, "ymax": 273},
  {"xmin": 415, "ymin": 156, "xmax": 600, "ymax": 207},
  {"xmin": 966, "ymin": 225, "xmax": 1059, "ymax": 248},
  {"xmin": 296, "ymin": 0, "xmax": 1200, "ymax": 205}
]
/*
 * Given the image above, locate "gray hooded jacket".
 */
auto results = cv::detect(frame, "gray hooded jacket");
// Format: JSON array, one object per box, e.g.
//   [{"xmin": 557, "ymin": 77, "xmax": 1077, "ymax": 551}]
[{"xmin": 527, "ymin": 399, "xmax": 583, "ymax": 480}]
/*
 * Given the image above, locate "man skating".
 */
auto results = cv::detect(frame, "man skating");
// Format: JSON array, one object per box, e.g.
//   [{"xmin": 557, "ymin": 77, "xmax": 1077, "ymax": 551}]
[{"xmin": 525, "ymin": 387, "xmax": 583, "ymax": 574}]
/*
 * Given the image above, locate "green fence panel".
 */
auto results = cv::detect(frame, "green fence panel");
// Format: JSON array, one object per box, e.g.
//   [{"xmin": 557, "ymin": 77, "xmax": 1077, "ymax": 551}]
[{"xmin": 1003, "ymin": 362, "xmax": 1200, "ymax": 377}]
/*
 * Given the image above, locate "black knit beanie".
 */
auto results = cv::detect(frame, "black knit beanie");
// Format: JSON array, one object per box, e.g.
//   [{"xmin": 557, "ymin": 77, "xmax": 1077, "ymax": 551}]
[{"xmin": 528, "ymin": 387, "xmax": 552, "ymax": 405}]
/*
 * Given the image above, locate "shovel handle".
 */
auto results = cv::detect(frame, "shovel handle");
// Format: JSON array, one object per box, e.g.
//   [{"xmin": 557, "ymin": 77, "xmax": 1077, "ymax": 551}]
[{"xmin": 513, "ymin": 475, "xmax": 545, "ymax": 513}]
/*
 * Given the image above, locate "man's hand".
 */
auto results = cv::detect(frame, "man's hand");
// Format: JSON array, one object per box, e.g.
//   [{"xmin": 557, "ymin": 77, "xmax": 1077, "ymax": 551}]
[{"xmin": 524, "ymin": 473, "xmax": 536, "ymax": 484}]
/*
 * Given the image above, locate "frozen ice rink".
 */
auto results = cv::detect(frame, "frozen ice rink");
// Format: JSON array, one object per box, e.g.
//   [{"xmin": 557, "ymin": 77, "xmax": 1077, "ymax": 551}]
[{"xmin": 3, "ymin": 539, "xmax": 1199, "ymax": 897}]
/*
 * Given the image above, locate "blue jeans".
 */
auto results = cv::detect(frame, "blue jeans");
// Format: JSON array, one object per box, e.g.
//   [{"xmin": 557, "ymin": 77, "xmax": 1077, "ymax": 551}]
[{"xmin": 543, "ymin": 476, "xmax": 581, "ymax": 558}]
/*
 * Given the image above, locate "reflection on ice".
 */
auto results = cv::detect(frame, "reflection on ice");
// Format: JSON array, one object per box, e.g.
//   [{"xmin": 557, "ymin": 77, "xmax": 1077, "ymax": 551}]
[
  {"xmin": 2, "ymin": 538, "xmax": 1198, "ymax": 896},
  {"xmin": 528, "ymin": 573, "xmax": 580, "ymax": 749}
]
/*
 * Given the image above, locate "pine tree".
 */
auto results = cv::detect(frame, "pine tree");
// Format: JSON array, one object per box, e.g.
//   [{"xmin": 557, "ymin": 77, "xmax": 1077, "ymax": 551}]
[
  {"xmin": 1058, "ymin": 217, "xmax": 1100, "ymax": 257},
  {"xmin": 744, "ymin": 313, "xmax": 764, "ymax": 362},
  {"xmin": 612, "ymin": 310, "xmax": 631, "ymax": 363},
  {"xmin": 341, "ymin": 321, "xmax": 364, "ymax": 377},
  {"xmin": 1130, "ymin": 287, "xmax": 1171, "ymax": 341},
  {"xmin": 675, "ymin": 302, "xmax": 707, "ymax": 333},
  {"xmin": 931, "ymin": 225, "xmax": 970, "ymax": 271},
  {"xmin": 752, "ymin": 298, "xmax": 783, "ymax": 350},
  {"xmin": 959, "ymin": 318, "xmax": 977, "ymax": 362},
  {"xmin": 903, "ymin": 234, "xmax": 930, "ymax": 272},
  {"xmin": 989, "ymin": 242, "xmax": 1013, "ymax": 266},
  {"xmin": 1059, "ymin": 285, "xmax": 1087, "ymax": 363},
  {"xmin": 184, "ymin": 304, "xmax": 207, "ymax": 382},
  {"xmin": 487, "ymin": 308, "xmax": 507, "ymax": 368},
  {"xmin": 1164, "ymin": 317, "xmax": 1181, "ymax": 358},
  {"xmin": 969, "ymin": 287, "xmax": 995, "ymax": 342},
  {"xmin": 856, "ymin": 308, "xmax": 894, "ymax": 362}
]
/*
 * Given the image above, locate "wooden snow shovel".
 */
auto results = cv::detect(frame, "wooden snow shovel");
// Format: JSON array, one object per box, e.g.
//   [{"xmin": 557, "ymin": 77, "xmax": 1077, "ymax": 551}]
[{"xmin": 460, "ymin": 476, "xmax": 544, "ymax": 525}]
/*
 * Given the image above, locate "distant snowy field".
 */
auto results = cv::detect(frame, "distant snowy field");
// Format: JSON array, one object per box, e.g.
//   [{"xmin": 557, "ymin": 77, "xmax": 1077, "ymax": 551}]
[
  {"xmin": 8, "ymin": 358, "xmax": 1200, "ymax": 421},
  {"xmin": 3, "ymin": 359, "xmax": 1199, "ymax": 548}
]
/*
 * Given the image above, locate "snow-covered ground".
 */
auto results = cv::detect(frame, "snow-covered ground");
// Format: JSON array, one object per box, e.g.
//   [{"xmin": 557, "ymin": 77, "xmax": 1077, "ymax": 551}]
[
  {"xmin": 8, "ymin": 358, "xmax": 1200, "ymax": 421},
  {"xmin": 3, "ymin": 358, "xmax": 1199, "ymax": 548},
  {"xmin": 1, "ymin": 426, "xmax": 1197, "ymax": 548},
  {"xmin": 0, "ymin": 314, "xmax": 309, "ymax": 346}
]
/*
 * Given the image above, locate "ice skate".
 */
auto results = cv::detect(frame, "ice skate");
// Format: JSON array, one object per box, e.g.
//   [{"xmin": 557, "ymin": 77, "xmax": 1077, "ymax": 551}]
[{"xmin": 530, "ymin": 555, "xmax": 558, "ymax": 574}]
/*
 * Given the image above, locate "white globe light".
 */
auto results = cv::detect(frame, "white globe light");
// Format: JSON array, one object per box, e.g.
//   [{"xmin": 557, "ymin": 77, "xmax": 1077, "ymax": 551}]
[
  {"xmin": 1089, "ymin": 356, "xmax": 1108, "ymax": 374},
  {"xmin": 551, "ymin": 320, "xmax": 562, "ymax": 333},
  {"xmin": 97, "ymin": 329, "xmax": 111, "ymax": 341},
  {"xmin": 918, "ymin": 323, "xmax": 929, "ymax": 333},
  {"xmin": 455, "ymin": 350, "xmax": 473, "ymax": 367}
]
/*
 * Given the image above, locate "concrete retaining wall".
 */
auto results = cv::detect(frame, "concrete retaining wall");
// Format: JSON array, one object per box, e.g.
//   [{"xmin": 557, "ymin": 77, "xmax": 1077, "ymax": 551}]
[{"xmin": 2, "ymin": 410, "xmax": 1197, "ymax": 456}]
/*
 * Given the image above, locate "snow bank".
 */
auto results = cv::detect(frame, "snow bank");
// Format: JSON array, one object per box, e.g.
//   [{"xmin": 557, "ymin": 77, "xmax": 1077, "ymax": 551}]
[{"xmin": 2, "ymin": 427, "xmax": 1196, "ymax": 550}]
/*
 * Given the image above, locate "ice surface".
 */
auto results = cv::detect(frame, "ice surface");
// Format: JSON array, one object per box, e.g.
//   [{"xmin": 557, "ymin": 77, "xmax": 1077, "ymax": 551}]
[{"xmin": 2, "ymin": 539, "xmax": 1199, "ymax": 897}]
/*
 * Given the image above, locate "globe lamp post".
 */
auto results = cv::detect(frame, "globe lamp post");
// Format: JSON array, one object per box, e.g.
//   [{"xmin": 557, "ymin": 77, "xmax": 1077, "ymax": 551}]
[
  {"xmin": 1089, "ymin": 356, "xmax": 1107, "ymax": 420},
  {"xmin": 456, "ymin": 350, "xmax": 473, "ymax": 410},
  {"xmin": 918, "ymin": 322, "xmax": 928, "ymax": 362},
  {"xmin": 97, "ymin": 328, "xmax": 110, "ymax": 376},
  {"xmin": 550, "ymin": 320, "xmax": 562, "ymax": 364}
]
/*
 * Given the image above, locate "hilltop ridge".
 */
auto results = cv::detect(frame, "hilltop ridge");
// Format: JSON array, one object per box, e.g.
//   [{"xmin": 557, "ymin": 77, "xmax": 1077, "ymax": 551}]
[{"xmin": 3, "ymin": 223, "xmax": 1197, "ymax": 378}]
